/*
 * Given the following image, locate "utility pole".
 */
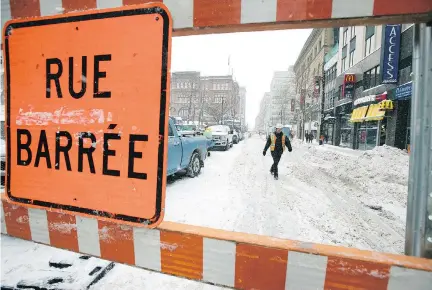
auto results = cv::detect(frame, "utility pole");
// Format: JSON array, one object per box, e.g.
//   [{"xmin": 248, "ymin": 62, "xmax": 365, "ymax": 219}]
[
  {"xmin": 405, "ymin": 22, "xmax": 432, "ymax": 258},
  {"xmin": 221, "ymin": 98, "xmax": 224, "ymax": 124}
]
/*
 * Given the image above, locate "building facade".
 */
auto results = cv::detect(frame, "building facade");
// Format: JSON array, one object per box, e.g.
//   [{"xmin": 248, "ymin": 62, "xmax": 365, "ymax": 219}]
[
  {"xmin": 322, "ymin": 44, "xmax": 339, "ymax": 144},
  {"xmin": 333, "ymin": 25, "xmax": 385, "ymax": 149},
  {"xmin": 322, "ymin": 24, "xmax": 413, "ymax": 151},
  {"xmin": 254, "ymin": 92, "xmax": 271, "ymax": 132},
  {"xmin": 170, "ymin": 72, "xmax": 243, "ymax": 127},
  {"xmin": 294, "ymin": 28, "xmax": 336, "ymax": 140},
  {"xmin": 200, "ymin": 75, "xmax": 240, "ymax": 126},
  {"xmin": 239, "ymin": 87, "xmax": 247, "ymax": 128},
  {"xmin": 170, "ymin": 71, "xmax": 201, "ymax": 122},
  {"xmin": 269, "ymin": 69, "xmax": 296, "ymax": 126}
]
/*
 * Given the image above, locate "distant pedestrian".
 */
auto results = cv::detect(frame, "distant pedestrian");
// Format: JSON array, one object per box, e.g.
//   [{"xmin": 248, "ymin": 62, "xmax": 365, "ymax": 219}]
[{"xmin": 263, "ymin": 124, "xmax": 292, "ymax": 180}]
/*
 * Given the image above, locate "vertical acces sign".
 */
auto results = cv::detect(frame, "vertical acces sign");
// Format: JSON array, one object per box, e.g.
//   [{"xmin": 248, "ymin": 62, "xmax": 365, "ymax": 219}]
[{"xmin": 382, "ymin": 24, "xmax": 401, "ymax": 84}]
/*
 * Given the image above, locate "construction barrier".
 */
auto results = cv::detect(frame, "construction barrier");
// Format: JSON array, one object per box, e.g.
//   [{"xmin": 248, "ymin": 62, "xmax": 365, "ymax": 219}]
[
  {"xmin": 1, "ymin": 198, "xmax": 431, "ymax": 290},
  {"xmin": 1, "ymin": 0, "xmax": 431, "ymax": 36},
  {"xmin": 2, "ymin": 1, "xmax": 432, "ymax": 289}
]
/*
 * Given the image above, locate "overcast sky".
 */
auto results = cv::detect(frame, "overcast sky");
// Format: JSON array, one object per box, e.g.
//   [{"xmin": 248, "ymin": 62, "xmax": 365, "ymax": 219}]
[{"xmin": 171, "ymin": 29, "xmax": 312, "ymax": 127}]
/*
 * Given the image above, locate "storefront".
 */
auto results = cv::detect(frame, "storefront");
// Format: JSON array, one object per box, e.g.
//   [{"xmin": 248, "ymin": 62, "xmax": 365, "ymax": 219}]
[
  {"xmin": 322, "ymin": 114, "xmax": 335, "ymax": 144},
  {"xmin": 304, "ymin": 121, "xmax": 319, "ymax": 138},
  {"xmin": 333, "ymin": 74, "xmax": 356, "ymax": 148},
  {"xmin": 350, "ymin": 93, "xmax": 389, "ymax": 150},
  {"xmin": 335, "ymin": 102, "xmax": 354, "ymax": 148},
  {"xmin": 387, "ymin": 82, "xmax": 412, "ymax": 151}
]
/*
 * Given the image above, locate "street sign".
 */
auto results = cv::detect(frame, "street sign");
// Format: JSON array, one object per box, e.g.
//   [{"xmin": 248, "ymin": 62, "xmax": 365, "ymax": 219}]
[{"xmin": 3, "ymin": 4, "xmax": 172, "ymax": 227}]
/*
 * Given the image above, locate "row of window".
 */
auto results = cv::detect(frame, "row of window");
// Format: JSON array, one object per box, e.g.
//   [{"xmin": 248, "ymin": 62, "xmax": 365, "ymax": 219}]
[
  {"xmin": 342, "ymin": 27, "xmax": 356, "ymax": 46},
  {"xmin": 214, "ymin": 94, "xmax": 227, "ymax": 103},
  {"xmin": 173, "ymin": 82, "xmax": 198, "ymax": 89},
  {"xmin": 173, "ymin": 82, "xmax": 231, "ymax": 91},
  {"xmin": 212, "ymin": 83, "xmax": 230, "ymax": 90},
  {"xmin": 325, "ymin": 64, "xmax": 337, "ymax": 83},
  {"xmin": 324, "ymin": 89, "xmax": 337, "ymax": 110},
  {"xmin": 328, "ymin": 64, "xmax": 380, "ymax": 104},
  {"xmin": 341, "ymin": 26, "xmax": 376, "ymax": 73},
  {"xmin": 363, "ymin": 65, "xmax": 380, "ymax": 90},
  {"xmin": 173, "ymin": 94, "xmax": 234, "ymax": 104},
  {"xmin": 301, "ymin": 38, "xmax": 324, "ymax": 72}
]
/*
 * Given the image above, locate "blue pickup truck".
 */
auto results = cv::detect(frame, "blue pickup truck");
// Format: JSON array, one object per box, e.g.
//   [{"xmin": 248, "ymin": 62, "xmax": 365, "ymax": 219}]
[{"xmin": 168, "ymin": 117, "xmax": 209, "ymax": 177}]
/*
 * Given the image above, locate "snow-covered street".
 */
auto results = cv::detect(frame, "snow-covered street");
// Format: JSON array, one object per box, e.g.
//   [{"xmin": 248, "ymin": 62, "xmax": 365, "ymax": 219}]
[
  {"xmin": 1, "ymin": 134, "xmax": 410, "ymax": 289},
  {"xmin": 166, "ymin": 134, "xmax": 408, "ymax": 254}
]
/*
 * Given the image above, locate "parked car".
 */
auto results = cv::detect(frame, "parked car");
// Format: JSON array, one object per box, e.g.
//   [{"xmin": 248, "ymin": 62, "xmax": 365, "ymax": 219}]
[
  {"xmin": 176, "ymin": 124, "xmax": 200, "ymax": 137},
  {"xmin": 232, "ymin": 129, "xmax": 240, "ymax": 144},
  {"xmin": 281, "ymin": 126, "xmax": 291, "ymax": 137},
  {"xmin": 208, "ymin": 125, "xmax": 233, "ymax": 151},
  {"xmin": 168, "ymin": 117, "xmax": 208, "ymax": 177},
  {"xmin": 233, "ymin": 126, "xmax": 244, "ymax": 141},
  {"xmin": 202, "ymin": 128, "xmax": 214, "ymax": 152}
]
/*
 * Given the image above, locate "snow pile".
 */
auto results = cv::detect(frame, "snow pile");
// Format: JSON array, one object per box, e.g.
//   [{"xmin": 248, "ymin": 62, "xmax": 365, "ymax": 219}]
[
  {"xmin": 301, "ymin": 144, "xmax": 409, "ymax": 205},
  {"xmin": 289, "ymin": 143, "xmax": 409, "ymax": 253},
  {"xmin": 1, "ymin": 236, "xmax": 227, "ymax": 290},
  {"xmin": 1, "ymin": 236, "xmax": 112, "ymax": 289},
  {"xmin": 326, "ymin": 145, "xmax": 409, "ymax": 206},
  {"xmin": 291, "ymin": 138, "xmax": 304, "ymax": 146}
]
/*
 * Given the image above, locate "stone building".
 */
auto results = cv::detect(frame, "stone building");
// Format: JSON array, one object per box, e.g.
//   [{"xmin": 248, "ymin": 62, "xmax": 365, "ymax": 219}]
[
  {"xmin": 170, "ymin": 72, "xmax": 242, "ymax": 126},
  {"xmin": 293, "ymin": 28, "xmax": 336, "ymax": 140}
]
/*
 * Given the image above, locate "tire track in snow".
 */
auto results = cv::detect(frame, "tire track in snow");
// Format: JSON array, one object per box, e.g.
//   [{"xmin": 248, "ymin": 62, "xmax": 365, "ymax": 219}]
[{"xmin": 229, "ymin": 136, "xmax": 329, "ymax": 241}]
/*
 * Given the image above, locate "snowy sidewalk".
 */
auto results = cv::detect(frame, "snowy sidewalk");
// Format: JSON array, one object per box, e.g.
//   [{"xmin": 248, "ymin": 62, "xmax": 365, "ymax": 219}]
[{"xmin": 165, "ymin": 135, "xmax": 408, "ymax": 254}]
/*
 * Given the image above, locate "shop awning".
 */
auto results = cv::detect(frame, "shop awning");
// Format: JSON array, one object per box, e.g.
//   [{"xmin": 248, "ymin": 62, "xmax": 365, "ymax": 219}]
[
  {"xmin": 349, "ymin": 106, "xmax": 368, "ymax": 122},
  {"xmin": 364, "ymin": 103, "xmax": 385, "ymax": 121}
]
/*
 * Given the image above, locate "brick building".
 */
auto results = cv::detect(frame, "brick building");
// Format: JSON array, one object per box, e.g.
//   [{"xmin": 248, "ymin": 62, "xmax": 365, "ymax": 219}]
[{"xmin": 170, "ymin": 72, "xmax": 243, "ymax": 126}]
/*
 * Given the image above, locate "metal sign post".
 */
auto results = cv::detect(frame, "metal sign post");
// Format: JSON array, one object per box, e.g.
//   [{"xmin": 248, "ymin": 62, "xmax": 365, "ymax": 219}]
[{"xmin": 405, "ymin": 22, "xmax": 432, "ymax": 258}]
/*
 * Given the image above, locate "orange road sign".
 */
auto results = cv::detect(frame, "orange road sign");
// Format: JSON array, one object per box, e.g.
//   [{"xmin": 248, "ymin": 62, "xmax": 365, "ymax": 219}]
[{"xmin": 3, "ymin": 4, "xmax": 172, "ymax": 228}]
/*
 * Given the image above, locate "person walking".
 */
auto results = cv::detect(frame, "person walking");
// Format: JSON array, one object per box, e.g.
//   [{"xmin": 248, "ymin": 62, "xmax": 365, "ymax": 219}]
[{"xmin": 263, "ymin": 124, "xmax": 292, "ymax": 180}]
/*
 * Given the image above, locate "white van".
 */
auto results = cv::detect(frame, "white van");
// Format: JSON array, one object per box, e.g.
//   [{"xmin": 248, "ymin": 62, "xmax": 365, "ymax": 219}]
[{"xmin": 208, "ymin": 125, "xmax": 233, "ymax": 151}]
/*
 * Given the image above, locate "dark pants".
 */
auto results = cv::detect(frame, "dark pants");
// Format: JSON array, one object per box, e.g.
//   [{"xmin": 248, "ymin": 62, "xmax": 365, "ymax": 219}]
[{"xmin": 270, "ymin": 151, "xmax": 282, "ymax": 177}]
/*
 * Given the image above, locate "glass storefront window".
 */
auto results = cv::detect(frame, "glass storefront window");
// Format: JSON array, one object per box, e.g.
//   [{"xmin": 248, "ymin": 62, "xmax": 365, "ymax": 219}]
[
  {"xmin": 339, "ymin": 114, "xmax": 353, "ymax": 148},
  {"xmin": 340, "ymin": 129, "xmax": 352, "ymax": 147},
  {"xmin": 323, "ymin": 123, "xmax": 334, "ymax": 144},
  {"xmin": 357, "ymin": 122, "xmax": 378, "ymax": 150},
  {"xmin": 366, "ymin": 126, "xmax": 378, "ymax": 150}
]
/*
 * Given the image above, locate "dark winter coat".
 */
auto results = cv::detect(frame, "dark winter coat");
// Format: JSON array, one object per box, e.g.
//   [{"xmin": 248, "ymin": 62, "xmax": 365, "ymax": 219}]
[{"xmin": 264, "ymin": 131, "xmax": 292, "ymax": 154}]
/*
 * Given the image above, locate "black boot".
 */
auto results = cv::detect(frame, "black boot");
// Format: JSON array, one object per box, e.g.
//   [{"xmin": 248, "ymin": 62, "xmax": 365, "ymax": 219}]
[{"xmin": 274, "ymin": 174, "xmax": 279, "ymax": 180}]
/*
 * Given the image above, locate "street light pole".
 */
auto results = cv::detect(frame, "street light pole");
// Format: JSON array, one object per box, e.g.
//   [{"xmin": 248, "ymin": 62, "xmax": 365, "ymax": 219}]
[
  {"xmin": 405, "ymin": 22, "xmax": 432, "ymax": 258},
  {"xmin": 221, "ymin": 98, "xmax": 224, "ymax": 124}
]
